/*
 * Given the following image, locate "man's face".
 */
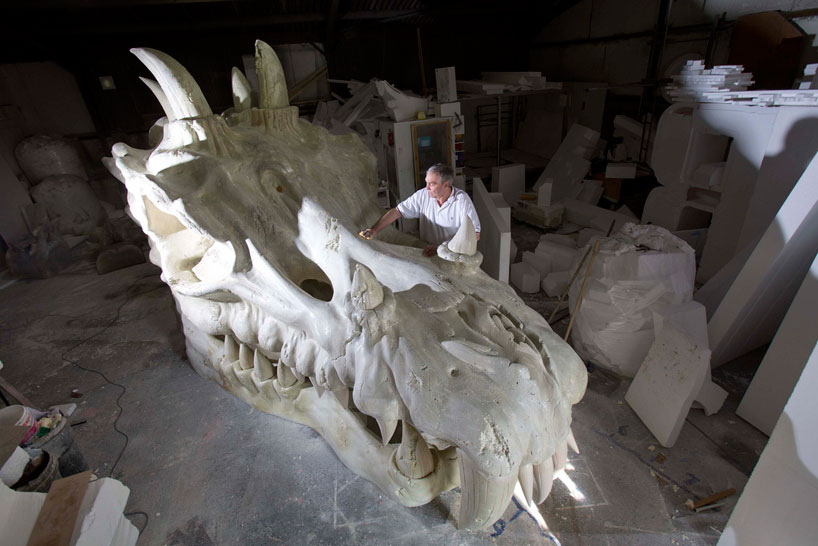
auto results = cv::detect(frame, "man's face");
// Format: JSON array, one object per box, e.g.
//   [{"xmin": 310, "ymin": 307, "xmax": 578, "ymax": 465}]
[{"xmin": 425, "ymin": 172, "xmax": 449, "ymax": 200}]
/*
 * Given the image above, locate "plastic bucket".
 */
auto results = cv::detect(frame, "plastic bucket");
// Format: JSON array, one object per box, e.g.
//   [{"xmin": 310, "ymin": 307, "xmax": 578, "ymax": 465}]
[{"xmin": 0, "ymin": 405, "xmax": 38, "ymax": 444}]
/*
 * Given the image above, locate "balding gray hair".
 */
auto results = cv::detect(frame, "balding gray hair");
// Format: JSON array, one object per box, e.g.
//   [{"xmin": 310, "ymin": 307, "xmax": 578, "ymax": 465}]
[{"xmin": 426, "ymin": 163, "xmax": 454, "ymax": 186}]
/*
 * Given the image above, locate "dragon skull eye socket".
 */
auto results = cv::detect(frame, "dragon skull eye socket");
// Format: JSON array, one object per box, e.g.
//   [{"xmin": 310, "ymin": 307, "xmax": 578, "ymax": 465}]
[{"xmin": 108, "ymin": 41, "xmax": 588, "ymax": 531}]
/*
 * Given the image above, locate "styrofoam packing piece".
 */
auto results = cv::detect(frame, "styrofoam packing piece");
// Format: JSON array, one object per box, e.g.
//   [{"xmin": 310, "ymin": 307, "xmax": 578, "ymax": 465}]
[
  {"xmin": 542, "ymin": 270, "xmax": 571, "ymax": 297},
  {"xmin": 694, "ymin": 380, "xmax": 728, "ymax": 417},
  {"xmin": 652, "ymin": 301, "xmax": 709, "ymax": 348},
  {"xmin": 509, "ymin": 238, "xmax": 518, "ymax": 264},
  {"xmin": 719, "ymin": 343, "xmax": 818, "ymax": 546},
  {"xmin": 625, "ymin": 322, "xmax": 711, "ymax": 448},
  {"xmin": 71, "ymin": 477, "xmax": 133, "ymax": 546},
  {"xmin": 576, "ymin": 179, "xmax": 604, "ymax": 204},
  {"xmin": 374, "ymin": 80, "xmax": 429, "ymax": 122},
  {"xmin": 0, "ymin": 447, "xmax": 28, "ymax": 487},
  {"xmin": 566, "ymin": 224, "xmax": 696, "ymax": 376},
  {"xmin": 510, "ymin": 262, "xmax": 541, "ymax": 293},
  {"xmin": 435, "ymin": 66, "xmax": 457, "ymax": 103},
  {"xmin": 532, "ymin": 124, "xmax": 599, "ymax": 199},
  {"xmin": 707, "ymin": 151, "xmax": 818, "ymax": 366},
  {"xmin": 535, "ymin": 240, "xmax": 578, "ymax": 273},
  {"xmin": 537, "ymin": 181, "xmax": 553, "ymax": 207},
  {"xmin": 605, "ymin": 162, "xmax": 637, "ymax": 179},
  {"xmin": 491, "ymin": 164, "xmax": 525, "ymax": 209},
  {"xmin": 489, "ymin": 193, "xmax": 511, "ymax": 228},
  {"xmin": 563, "ymin": 200, "xmax": 633, "ymax": 234},
  {"xmin": 736, "ymin": 252, "xmax": 818, "ymax": 435},
  {"xmin": 473, "ymin": 177, "xmax": 512, "ymax": 282},
  {"xmin": 577, "ymin": 228, "xmax": 605, "ymax": 247},
  {"xmin": 540, "ymin": 233, "xmax": 576, "ymax": 248},
  {"xmin": 617, "ymin": 205, "xmax": 638, "ymax": 218},
  {"xmin": 522, "ymin": 250, "xmax": 552, "ymax": 277},
  {"xmin": 0, "ymin": 481, "xmax": 47, "ymax": 546}
]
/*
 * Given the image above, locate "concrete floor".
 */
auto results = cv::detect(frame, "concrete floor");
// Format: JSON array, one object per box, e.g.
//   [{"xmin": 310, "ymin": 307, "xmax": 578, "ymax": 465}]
[{"xmin": 0, "ymin": 239, "xmax": 768, "ymax": 545}]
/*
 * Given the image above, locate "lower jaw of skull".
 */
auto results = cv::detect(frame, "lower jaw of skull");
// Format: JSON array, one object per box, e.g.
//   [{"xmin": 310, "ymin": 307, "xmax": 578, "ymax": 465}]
[
  {"xmin": 181, "ymin": 312, "xmax": 568, "ymax": 530},
  {"xmin": 182, "ymin": 316, "xmax": 462, "ymax": 507}
]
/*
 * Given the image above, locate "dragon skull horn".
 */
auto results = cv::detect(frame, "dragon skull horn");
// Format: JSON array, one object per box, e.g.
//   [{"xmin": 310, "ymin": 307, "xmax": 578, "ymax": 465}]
[
  {"xmin": 254, "ymin": 40, "xmax": 289, "ymax": 109},
  {"xmin": 139, "ymin": 77, "xmax": 176, "ymax": 122},
  {"xmin": 231, "ymin": 67, "xmax": 253, "ymax": 112},
  {"xmin": 131, "ymin": 47, "xmax": 212, "ymax": 120}
]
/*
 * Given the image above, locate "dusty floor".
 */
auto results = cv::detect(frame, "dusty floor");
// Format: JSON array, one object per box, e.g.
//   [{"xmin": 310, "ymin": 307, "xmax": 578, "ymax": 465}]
[{"xmin": 0, "ymin": 237, "xmax": 768, "ymax": 545}]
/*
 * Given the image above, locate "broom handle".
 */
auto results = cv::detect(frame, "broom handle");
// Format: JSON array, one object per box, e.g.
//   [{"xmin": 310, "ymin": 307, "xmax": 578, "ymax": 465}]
[{"xmin": 564, "ymin": 240, "xmax": 601, "ymax": 341}]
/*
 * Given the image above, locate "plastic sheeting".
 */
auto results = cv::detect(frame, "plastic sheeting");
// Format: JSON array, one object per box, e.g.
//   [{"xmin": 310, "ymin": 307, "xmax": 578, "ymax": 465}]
[{"xmin": 568, "ymin": 223, "xmax": 696, "ymax": 377}]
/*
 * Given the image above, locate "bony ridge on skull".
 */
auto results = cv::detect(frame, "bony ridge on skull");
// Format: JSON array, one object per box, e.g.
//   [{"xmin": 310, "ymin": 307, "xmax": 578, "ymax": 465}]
[{"xmin": 105, "ymin": 40, "xmax": 588, "ymax": 530}]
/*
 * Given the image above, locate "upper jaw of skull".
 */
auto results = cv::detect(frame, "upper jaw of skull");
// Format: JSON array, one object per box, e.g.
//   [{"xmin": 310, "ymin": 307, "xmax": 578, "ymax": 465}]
[{"xmin": 108, "ymin": 41, "xmax": 587, "ymax": 529}]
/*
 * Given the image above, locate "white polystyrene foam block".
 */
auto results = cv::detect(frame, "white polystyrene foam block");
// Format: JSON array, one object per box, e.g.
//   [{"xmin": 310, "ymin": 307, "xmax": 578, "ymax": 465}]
[
  {"xmin": 653, "ymin": 301, "xmax": 709, "ymax": 348},
  {"xmin": 542, "ymin": 270, "xmax": 571, "ymax": 297},
  {"xmin": 0, "ymin": 447, "xmax": 28, "ymax": 487},
  {"xmin": 72, "ymin": 478, "xmax": 131, "ymax": 546},
  {"xmin": 538, "ymin": 182, "xmax": 553, "ymax": 207},
  {"xmin": 625, "ymin": 323, "xmax": 711, "ymax": 447},
  {"xmin": 510, "ymin": 262, "xmax": 541, "ymax": 293},
  {"xmin": 577, "ymin": 228, "xmax": 605, "ymax": 247},
  {"xmin": 491, "ymin": 164, "xmax": 525, "ymax": 209},
  {"xmin": 535, "ymin": 240, "xmax": 577, "ymax": 272},
  {"xmin": 605, "ymin": 162, "xmax": 637, "ymax": 179},
  {"xmin": 693, "ymin": 380, "xmax": 728, "ymax": 416},
  {"xmin": 522, "ymin": 250, "xmax": 552, "ymax": 277},
  {"xmin": 0, "ymin": 481, "xmax": 47, "ymax": 546},
  {"xmin": 540, "ymin": 233, "xmax": 576, "ymax": 248},
  {"xmin": 509, "ymin": 238, "xmax": 518, "ymax": 264},
  {"xmin": 576, "ymin": 179, "xmax": 604, "ymax": 204}
]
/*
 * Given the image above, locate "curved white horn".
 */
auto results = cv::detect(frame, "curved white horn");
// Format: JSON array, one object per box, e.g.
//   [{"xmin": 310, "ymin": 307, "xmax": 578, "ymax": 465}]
[
  {"xmin": 255, "ymin": 40, "xmax": 289, "ymax": 109},
  {"xmin": 131, "ymin": 47, "xmax": 212, "ymax": 120}
]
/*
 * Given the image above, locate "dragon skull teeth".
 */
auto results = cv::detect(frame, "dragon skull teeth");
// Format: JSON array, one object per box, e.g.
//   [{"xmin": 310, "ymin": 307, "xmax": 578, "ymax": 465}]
[{"xmin": 108, "ymin": 40, "xmax": 588, "ymax": 529}]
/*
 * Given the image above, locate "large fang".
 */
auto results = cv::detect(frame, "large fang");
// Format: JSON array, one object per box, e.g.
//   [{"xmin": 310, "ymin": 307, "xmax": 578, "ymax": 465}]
[
  {"xmin": 376, "ymin": 417, "xmax": 398, "ymax": 445},
  {"xmin": 130, "ymin": 48, "xmax": 213, "ymax": 120},
  {"xmin": 239, "ymin": 343, "xmax": 253, "ymax": 370},
  {"xmin": 277, "ymin": 363, "xmax": 298, "ymax": 388},
  {"xmin": 231, "ymin": 67, "xmax": 252, "ymax": 112},
  {"xmin": 396, "ymin": 421, "xmax": 435, "ymax": 479},
  {"xmin": 139, "ymin": 77, "xmax": 176, "ymax": 121},
  {"xmin": 553, "ymin": 441, "xmax": 568, "ymax": 474},
  {"xmin": 224, "ymin": 334, "xmax": 239, "ymax": 361},
  {"xmin": 447, "ymin": 215, "xmax": 477, "ymax": 256},
  {"xmin": 567, "ymin": 430, "xmax": 579, "ymax": 454},
  {"xmin": 519, "ymin": 464, "xmax": 534, "ymax": 506},
  {"xmin": 532, "ymin": 457, "xmax": 554, "ymax": 504},
  {"xmin": 456, "ymin": 450, "xmax": 517, "ymax": 530},
  {"xmin": 253, "ymin": 349, "xmax": 274, "ymax": 381},
  {"xmin": 351, "ymin": 264, "xmax": 383, "ymax": 310},
  {"xmin": 255, "ymin": 40, "xmax": 289, "ymax": 109}
]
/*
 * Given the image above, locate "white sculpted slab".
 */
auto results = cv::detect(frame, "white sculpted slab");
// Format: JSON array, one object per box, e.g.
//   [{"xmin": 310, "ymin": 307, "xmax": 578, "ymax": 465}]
[{"xmin": 105, "ymin": 42, "xmax": 587, "ymax": 530}]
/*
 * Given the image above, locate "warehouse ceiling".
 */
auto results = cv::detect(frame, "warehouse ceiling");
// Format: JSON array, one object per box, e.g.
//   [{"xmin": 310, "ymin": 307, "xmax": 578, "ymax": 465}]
[
  {"xmin": 0, "ymin": 0, "xmax": 581, "ymax": 134},
  {"xmin": 1, "ymin": 0, "xmax": 579, "ymax": 60}
]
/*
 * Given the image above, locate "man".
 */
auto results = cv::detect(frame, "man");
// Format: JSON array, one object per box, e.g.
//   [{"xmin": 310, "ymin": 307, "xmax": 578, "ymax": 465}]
[{"xmin": 362, "ymin": 163, "xmax": 481, "ymax": 256}]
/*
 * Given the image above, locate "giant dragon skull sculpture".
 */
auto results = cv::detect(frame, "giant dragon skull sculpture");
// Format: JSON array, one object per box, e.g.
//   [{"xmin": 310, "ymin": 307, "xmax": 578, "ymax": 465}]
[{"xmin": 105, "ymin": 41, "xmax": 587, "ymax": 530}]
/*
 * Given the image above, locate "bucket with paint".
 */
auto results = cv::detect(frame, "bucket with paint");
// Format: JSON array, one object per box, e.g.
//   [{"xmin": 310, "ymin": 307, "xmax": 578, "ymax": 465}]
[{"xmin": 0, "ymin": 405, "xmax": 38, "ymax": 444}]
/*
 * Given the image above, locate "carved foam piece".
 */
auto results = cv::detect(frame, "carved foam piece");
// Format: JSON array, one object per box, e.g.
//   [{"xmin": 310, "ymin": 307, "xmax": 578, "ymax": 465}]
[{"xmin": 105, "ymin": 42, "xmax": 587, "ymax": 530}]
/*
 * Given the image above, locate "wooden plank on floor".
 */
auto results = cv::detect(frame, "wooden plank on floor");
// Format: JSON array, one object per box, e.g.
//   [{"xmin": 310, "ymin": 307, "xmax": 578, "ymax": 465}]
[{"xmin": 26, "ymin": 470, "xmax": 92, "ymax": 546}]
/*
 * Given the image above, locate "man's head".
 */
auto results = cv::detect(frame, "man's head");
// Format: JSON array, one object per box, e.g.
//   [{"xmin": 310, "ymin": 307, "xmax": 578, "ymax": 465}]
[{"xmin": 425, "ymin": 163, "xmax": 454, "ymax": 200}]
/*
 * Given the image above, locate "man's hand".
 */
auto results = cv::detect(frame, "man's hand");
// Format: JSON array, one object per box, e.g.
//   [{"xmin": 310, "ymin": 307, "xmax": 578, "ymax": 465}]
[
  {"xmin": 359, "ymin": 228, "xmax": 374, "ymax": 240},
  {"xmin": 423, "ymin": 244, "xmax": 437, "ymax": 257}
]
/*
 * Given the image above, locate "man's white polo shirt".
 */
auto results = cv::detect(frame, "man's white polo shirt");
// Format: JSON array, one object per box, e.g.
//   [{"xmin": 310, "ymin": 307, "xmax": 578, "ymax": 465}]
[{"xmin": 397, "ymin": 186, "xmax": 481, "ymax": 246}]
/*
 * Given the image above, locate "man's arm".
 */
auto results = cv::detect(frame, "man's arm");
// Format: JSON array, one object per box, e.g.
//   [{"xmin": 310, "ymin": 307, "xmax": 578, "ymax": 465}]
[{"xmin": 361, "ymin": 207, "xmax": 402, "ymax": 239}]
